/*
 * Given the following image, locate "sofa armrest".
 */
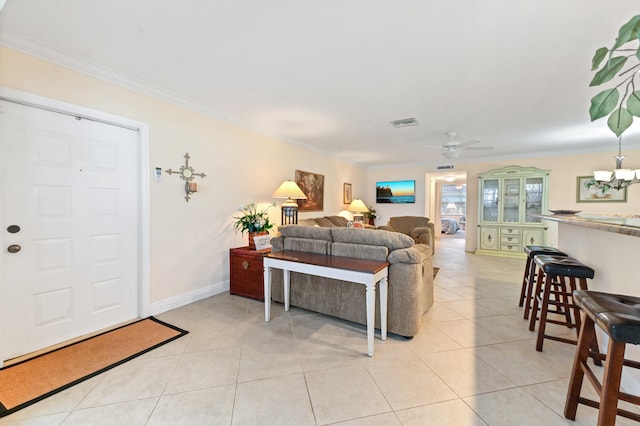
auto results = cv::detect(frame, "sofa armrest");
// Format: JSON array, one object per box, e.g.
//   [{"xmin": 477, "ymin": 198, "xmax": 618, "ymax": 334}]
[
  {"xmin": 387, "ymin": 247, "xmax": 425, "ymax": 264},
  {"xmin": 410, "ymin": 225, "xmax": 434, "ymax": 255},
  {"xmin": 270, "ymin": 236, "xmax": 284, "ymax": 251}
]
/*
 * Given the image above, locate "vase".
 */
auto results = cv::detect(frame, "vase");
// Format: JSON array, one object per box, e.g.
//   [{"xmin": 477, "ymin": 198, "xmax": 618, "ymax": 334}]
[{"xmin": 248, "ymin": 231, "xmax": 269, "ymax": 250}]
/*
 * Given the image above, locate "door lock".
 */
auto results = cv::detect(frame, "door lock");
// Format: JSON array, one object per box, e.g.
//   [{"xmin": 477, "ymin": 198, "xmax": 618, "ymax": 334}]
[{"xmin": 7, "ymin": 244, "xmax": 21, "ymax": 253}]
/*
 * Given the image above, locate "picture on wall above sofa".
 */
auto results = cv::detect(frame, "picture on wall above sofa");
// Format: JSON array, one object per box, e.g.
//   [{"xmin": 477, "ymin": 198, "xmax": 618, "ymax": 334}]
[
  {"xmin": 295, "ymin": 169, "xmax": 324, "ymax": 211},
  {"xmin": 376, "ymin": 180, "xmax": 415, "ymax": 204}
]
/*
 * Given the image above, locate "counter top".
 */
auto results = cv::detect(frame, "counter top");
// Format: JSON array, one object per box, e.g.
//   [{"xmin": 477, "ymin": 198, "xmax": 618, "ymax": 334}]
[{"xmin": 538, "ymin": 213, "xmax": 640, "ymax": 237}]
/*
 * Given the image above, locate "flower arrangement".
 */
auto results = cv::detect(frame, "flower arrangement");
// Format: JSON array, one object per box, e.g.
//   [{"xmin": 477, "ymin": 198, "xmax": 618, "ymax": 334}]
[
  {"xmin": 366, "ymin": 206, "xmax": 377, "ymax": 219},
  {"xmin": 233, "ymin": 202, "xmax": 275, "ymax": 235}
]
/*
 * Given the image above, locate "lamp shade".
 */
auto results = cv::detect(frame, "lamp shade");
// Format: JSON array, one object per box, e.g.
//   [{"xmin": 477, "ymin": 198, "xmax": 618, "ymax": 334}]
[
  {"xmin": 272, "ymin": 180, "xmax": 307, "ymax": 202},
  {"xmin": 593, "ymin": 170, "xmax": 613, "ymax": 181},
  {"xmin": 347, "ymin": 199, "xmax": 369, "ymax": 213}
]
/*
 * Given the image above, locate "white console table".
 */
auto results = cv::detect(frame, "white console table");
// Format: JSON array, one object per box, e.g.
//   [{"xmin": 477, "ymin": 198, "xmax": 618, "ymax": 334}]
[{"xmin": 263, "ymin": 250, "xmax": 389, "ymax": 357}]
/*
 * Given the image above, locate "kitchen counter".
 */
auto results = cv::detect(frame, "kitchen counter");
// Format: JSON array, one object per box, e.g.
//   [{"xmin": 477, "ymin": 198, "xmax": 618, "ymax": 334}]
[
  {"xmin": 538, "ymin": 212, "xmax": 640, "ymax": 394},
  {"xmin": 538, "ymin": 213, "xmax": 640, "ymax": 237}
]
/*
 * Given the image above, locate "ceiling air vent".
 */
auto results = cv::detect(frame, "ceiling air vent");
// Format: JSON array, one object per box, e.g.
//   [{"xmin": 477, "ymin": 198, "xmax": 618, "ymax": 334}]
[
  {"xmin": 391, "ymin": 117, "xmax": 418, "ymax": 128},
  {"xmin": 437, "ymin": 164, "xmax": 455, "ymax": 170}
]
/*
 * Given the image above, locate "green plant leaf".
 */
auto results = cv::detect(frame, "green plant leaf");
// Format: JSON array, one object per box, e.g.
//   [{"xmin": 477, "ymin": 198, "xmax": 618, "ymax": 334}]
[
  {"xmin": 627, "ymin": 90, "xmax": 640, "ymax": 116},
  {"xmin": 591, "ymin": 47, "xmax": 609, "ymax": 71},
  {"xmin": 607, "ymin": 107, "xmax": 633, "ymax": 136},
  {"xmin": 589, "ymin": 88, "xmax": 619, "ymax": 121},
  {"xmin": 612, "ymin": 15, "xmax": 640, "ymax": 50},
  {"xmin": 590, "ymin": 56, "xmax": 627, "ymax": 86}
]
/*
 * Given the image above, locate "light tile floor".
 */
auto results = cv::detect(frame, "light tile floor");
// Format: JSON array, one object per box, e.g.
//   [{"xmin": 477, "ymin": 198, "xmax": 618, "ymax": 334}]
[{"xmin": 2, "ymin": 237, "xmax": 639, "ymax": 425}]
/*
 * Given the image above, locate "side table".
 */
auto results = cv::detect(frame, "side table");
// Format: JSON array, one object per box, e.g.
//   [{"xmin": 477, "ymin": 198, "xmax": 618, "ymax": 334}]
[{"xmin": 229, "ymin": 246, "xmax": 271, "ymax": 301}]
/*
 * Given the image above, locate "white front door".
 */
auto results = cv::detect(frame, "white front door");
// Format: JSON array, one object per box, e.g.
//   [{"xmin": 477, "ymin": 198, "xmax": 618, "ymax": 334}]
[{"xmin": 1, "ymin": 99, "xmax": 140, "ymax": 361}]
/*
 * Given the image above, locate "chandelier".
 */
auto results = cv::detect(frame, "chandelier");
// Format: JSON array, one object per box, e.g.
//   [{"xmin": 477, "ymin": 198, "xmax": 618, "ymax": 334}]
[{"xmin": 592, "ymin": 137, "xmax": 640, "ymax": 191}]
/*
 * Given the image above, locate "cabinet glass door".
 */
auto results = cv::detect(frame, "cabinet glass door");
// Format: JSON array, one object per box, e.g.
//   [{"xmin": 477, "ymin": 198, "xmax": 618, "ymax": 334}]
[
  {"xmin": 502, "ymin": 178, "xmax": 520, "ymax": 223},
  {"xmin": 525, "ymin": 177, "xmax": 543, "ymax": 222},
  {"xmin": 481, "ymin": 179, "xmax": 499, "ymax": 222}
]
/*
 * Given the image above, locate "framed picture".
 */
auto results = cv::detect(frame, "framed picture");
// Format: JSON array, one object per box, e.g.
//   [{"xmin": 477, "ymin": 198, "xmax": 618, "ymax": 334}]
[
  {"xmin": 295, "ymin": 170, "xmax": 324, "ymax": 211},
  {"xmin": 376, "ymin": 180, "xmax": 415, "ymax": 203},
  {"xmin": 343, "ymin": 183, "xmax": 352, "ymax": 204},
  {"xmin": 576, "ymin": 176, "xmax": 627, "ymax": 202}
]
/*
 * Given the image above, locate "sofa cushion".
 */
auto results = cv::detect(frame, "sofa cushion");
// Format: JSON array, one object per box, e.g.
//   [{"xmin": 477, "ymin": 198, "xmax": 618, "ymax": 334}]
[
  {"xmin": 279, "ymin": 225, "xmax": 333, "ymax": 241},
  {"xmin": 312, "ymin": 217, "xmax": 334, "ymax": 227},
  {"xmin": 331, "ymin": 228, "xmax": 414, "ymax": 251},
  {"xmin": 388, "ymin": 216, "xmax": 430, "ymax": 236},
  {"xmin": 298, "ymin": 218, "xmax": 319, "ymax": 227},
  {"xmin": 284, "ymin": 237, "xmax": 330, "ymax": 254},
  {"xmin": 325, "ymin": 216, "xmax": 348, "ymax": 227},
  {"xmin": 331, "ymin": 242, "xmax": 388, "ymax": 261}
]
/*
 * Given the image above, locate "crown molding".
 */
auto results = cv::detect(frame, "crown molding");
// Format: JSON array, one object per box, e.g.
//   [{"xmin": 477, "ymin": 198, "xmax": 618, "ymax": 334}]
[
  {"xmin": 2, "ymin": 31, "xmax": 229, "ymax": 116},
  {"xmin": 0, "ymin": 30, "xmax": 352, "ymax": 165}
]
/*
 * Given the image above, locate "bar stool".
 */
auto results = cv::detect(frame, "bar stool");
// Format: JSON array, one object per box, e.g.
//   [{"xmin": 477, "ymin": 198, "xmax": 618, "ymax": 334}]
[
  {"xmin": 528, "ymin": 255, "xmax": 596, "ymax": 353},
  {"xmin": 565, "ymin": 290, "xmax": 640, "ymax": 425},
  {"xmin": 519, "ymin": 245, "xmax": 568, "ymax": 320}
]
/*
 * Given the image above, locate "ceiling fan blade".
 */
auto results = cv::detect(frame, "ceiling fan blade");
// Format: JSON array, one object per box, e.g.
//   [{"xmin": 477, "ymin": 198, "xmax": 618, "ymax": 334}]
[{"xmin": 464, "ymin": 146, "xmax": 494, "ymax": 151}]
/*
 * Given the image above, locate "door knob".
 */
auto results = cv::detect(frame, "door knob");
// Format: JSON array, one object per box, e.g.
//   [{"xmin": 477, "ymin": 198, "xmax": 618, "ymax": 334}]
[{"xmin": 7, "ymin": 244, "xmax": 21, "ymax": 253}]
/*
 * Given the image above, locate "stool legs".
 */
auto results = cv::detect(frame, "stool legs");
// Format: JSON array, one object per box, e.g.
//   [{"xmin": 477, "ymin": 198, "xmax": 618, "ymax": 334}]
[
  {"xmin": 531, "ymin": 272, "xmax": 600, "ymax": 361},
  {"xmin": 535, "ymin": 274, "xmax": 576, "ymax": 351},
  {"xmin": 565, "ymin": 312, "xmax": 632, "ymax": 425},
  {"xmin": 599, "ymin": 338, "xmax": 626, "ymax": 425},
  {"xmin": 564, "ymin": 314, "xmax": 594, "ymax": 420},
  {"xmin": 518, "ymin": 257, "xmax": 532, "ymax": 308},
  {"xmin": 522, "ymin": 259, "xmax": 538, "ymax": 320},
  {"xmin": 528, "ymin": 268, "xmax": 545, "ymax": 332}
]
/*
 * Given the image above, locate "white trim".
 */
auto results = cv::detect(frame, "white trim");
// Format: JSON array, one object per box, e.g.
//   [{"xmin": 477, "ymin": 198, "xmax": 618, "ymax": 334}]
[
  {"xmin": 138, "ymin": 125, "xmax": 151, "ymax": 318},
  {"xmin": 149, "ymin": 282, "xmax": 229, "ymax": 316},
  {"xmin": 0, "ymin": 85, "xmax": 152, "ymax": 324}
]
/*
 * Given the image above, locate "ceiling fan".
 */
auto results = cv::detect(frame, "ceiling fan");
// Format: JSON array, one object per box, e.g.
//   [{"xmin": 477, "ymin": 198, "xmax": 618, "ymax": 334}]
[{"xmin": 428, "ymin": 132, "xmax": 493, "ymax": 160}]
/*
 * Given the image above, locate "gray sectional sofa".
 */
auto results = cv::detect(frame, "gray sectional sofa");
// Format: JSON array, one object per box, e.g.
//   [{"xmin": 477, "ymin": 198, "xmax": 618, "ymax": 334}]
[{"xmin": 269, "ymin": 225, "xmax": 434, "ymax": 337}]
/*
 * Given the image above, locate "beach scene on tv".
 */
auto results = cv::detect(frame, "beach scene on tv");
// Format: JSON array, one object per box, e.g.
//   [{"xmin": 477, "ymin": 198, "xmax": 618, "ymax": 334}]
[{"xmin": 376, "ymin": 180, "xmax": 416, "ymax": 203}]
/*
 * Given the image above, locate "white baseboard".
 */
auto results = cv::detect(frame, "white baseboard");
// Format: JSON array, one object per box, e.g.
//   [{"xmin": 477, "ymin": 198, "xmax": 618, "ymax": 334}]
[{"xmin": 149, "ymin": 281, "xmax": 229, "ymax": 316}]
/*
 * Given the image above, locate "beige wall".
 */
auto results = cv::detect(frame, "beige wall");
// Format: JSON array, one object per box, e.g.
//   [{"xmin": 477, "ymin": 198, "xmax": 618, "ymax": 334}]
[
  {"xmin": 5, "ymin": 44, "xmax": 639, "ymax": 309},
  {"xmin": 0, "ymin": 46, "xmax": 367, "ymax": 309},
  {"xmin": 368, "ymin": 151, "xmax": 640, "ymax": 252}
]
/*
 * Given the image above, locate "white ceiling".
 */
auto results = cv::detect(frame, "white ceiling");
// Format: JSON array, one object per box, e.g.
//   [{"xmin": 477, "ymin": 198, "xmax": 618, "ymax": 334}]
[{"xmin": 1, "ymin": 1, "xmax": 639, "ymax": 168}]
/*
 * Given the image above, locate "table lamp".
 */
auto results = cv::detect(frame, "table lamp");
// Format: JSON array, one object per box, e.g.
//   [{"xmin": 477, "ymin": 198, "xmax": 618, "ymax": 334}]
[
  {"xmin": 347, "ymin": 199, "xmax": 369, "ymax": 223},
  {"xmin": 272, "ymin": 180, "xmax": 307, "ymax": 224}
]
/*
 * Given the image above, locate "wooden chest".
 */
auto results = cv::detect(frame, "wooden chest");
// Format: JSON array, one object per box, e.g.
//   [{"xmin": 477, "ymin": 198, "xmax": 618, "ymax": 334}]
[{"xmin": 229, "ymin": 246, "xmax": 270, "ymax": 301}]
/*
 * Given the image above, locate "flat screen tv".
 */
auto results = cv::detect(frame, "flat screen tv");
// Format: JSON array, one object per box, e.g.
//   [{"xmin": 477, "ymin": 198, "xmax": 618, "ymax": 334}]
[{"xmin": 376, "ymin": 180, "xmax": 416, "ymax": 203}]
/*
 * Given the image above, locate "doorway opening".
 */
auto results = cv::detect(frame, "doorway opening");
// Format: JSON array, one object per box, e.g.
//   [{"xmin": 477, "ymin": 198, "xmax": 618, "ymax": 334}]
[
  {"xmin": 427, "ymin": 172, "xmax": 467, "ymax": 249},
  {"xmin": 440, "ymin": 181, "xmax": 466, "ymax": 239}
]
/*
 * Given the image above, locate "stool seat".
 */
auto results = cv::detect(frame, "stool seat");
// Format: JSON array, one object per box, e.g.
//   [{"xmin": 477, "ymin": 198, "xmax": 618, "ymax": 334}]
[
  {"xmin": 565, "ymin": 290, "xmax": 640, "ymax": 424},
  {"xmin": 574, "ymin": 290, "xmax": 640, "ymax": 344},
  {"xmin": 534, "ymin": 255, "xmax": 595, "ymax": 279},
  {"xmin": 529, "ymin": 255, "xmax": 600, "ymax": 356},
  {"xmin": 524, "ymin": 246, "xmax": 567, "ymax": 257},
  {"xmin": 519, "ymin": 246, "xmax": 568, "ymax": 319}
]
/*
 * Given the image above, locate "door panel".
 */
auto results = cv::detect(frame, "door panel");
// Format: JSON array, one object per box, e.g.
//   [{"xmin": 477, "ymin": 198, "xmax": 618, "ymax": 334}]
[{"xmin": 1, "ymin": 100, "xmax": 139, "ymax": 361}]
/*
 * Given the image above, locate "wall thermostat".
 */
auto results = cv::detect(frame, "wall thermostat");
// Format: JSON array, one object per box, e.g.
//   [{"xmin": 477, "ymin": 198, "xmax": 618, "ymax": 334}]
[{"xmin": 153, "ymin": 166, "xmax": 163, "ymax": 182}]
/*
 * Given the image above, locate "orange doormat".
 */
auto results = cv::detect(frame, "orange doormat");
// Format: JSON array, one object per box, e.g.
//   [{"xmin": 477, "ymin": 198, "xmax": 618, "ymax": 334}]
[{"xmin": 0, "ymin": 317, "xmax": 188, "ymax": 418}]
